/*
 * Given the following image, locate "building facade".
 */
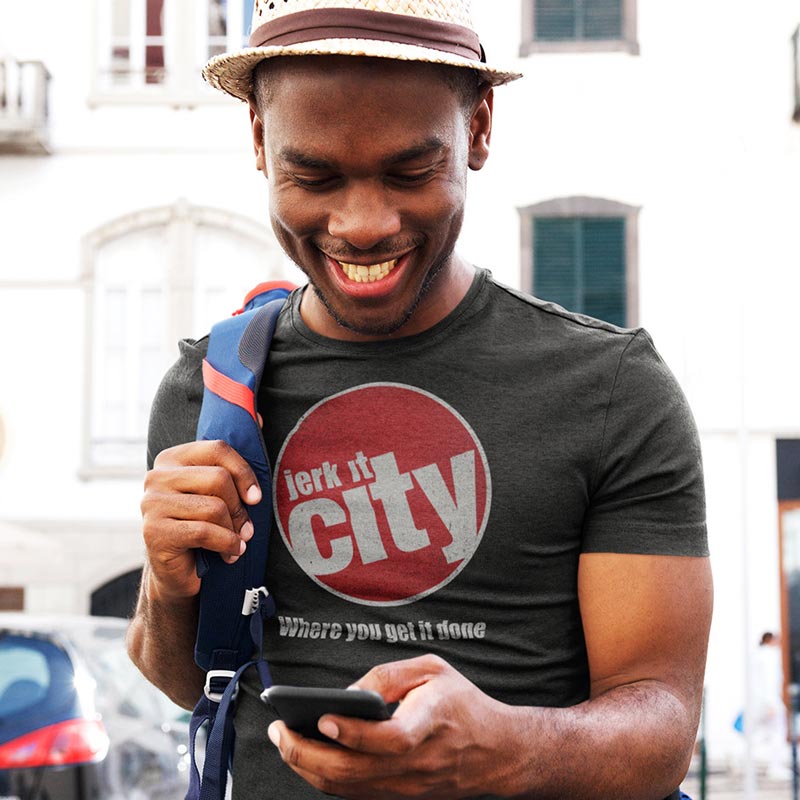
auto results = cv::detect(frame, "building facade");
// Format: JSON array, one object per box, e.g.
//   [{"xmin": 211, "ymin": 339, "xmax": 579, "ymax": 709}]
[{"xmin": 1, "ymin": 0, "xmax": 799, "ymax": 770}]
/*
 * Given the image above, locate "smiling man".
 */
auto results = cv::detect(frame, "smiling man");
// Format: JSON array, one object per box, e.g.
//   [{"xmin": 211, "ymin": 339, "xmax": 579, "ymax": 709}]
[{"xmin": 127, "ymin": 2, "xmax": 712, "ymax": 799}]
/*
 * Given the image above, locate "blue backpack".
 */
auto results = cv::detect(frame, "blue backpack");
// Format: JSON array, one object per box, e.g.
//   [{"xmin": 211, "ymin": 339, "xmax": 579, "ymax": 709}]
[{"xmin": 186, "ymin": 281, "xmax": 295, "ymax": 800}]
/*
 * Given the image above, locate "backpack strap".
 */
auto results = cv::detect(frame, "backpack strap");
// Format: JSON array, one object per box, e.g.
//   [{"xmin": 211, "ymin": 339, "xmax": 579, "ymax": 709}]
[{"xmin": 186, "ymin": 282, "xmax": 293, "ymax": 800}]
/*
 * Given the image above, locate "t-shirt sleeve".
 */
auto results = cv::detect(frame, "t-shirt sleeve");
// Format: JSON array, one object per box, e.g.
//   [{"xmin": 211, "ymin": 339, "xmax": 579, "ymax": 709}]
[
  {"xmin": 581, "ymin": 329, "xmax": 709, "ymax": 557},
  {"xmin": 146, "ymin": 337, "xmax": 208, "ymax": 470}
]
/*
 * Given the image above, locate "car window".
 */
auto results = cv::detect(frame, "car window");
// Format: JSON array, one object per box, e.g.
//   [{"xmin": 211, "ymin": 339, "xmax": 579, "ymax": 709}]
[
  {"xmin": 0, "ymin": 633, "xmax": 81, "ymax": 743},
  {"xmin": 0, "ymin": 644, "xmax": 49, "ymax": 713}
]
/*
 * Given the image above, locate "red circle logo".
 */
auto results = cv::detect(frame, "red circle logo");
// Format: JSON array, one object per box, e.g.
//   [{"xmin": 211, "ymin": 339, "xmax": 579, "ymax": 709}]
[{"xmin": 274, "ymin": 383, "xmax": 491, "ymax": 605}]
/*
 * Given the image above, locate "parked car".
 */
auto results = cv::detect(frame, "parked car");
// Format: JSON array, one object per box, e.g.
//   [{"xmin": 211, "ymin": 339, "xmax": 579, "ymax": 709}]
[{"xmin": 0, "ymin": 613, "xmax": 191, "ymax": 800}]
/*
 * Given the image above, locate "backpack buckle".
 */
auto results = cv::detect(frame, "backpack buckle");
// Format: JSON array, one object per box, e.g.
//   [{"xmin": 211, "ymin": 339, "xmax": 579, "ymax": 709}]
[
  {"xmin": 204, "ymin": 669, "xmax": 237, "ymax": 703},
  {"xmin": 241, "ymin": 586, "xmax": 269, "ymax": 616}
]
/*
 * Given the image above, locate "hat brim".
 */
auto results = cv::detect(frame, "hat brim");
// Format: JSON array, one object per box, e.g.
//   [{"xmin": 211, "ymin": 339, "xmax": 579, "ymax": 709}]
[{"xmin": 203, "ymin": 38, "xmax": 522, "ymax": 101}]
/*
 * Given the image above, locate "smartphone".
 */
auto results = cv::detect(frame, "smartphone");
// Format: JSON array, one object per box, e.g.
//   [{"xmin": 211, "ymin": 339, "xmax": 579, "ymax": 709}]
[{"xmin": 261, "ymin": 685, "xmax": 395, "ymax": 741}]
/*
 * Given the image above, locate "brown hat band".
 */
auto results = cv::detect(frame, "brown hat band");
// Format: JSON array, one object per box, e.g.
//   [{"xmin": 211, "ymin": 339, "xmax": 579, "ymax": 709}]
[{"xmin": 248, "ymin": 8, "xmax": 484, "ymax": 62}]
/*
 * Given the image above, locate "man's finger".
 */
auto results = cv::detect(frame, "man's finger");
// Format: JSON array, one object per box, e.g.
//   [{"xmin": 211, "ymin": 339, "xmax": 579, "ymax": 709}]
[
  {"xmin": 143, "ymin": 482, "xmax": 238, "ymax": 533},
  {"xmin": 269, "ymin": 721, "xmax": 408, "ymax": 789},
  {"xmin": 146, "ymin": 464, "xmax": 256, "ymax": 537},
  {"xmin": 145, "ymin": 514, "xmax": 247, "ymax": 560},
  {"xmin": 153, "ymin": 440, "xmax": 262, "ymax": 506},
  {"xmin": 353, "ymin": 654, "xmax": 450, "ymax": 703}
]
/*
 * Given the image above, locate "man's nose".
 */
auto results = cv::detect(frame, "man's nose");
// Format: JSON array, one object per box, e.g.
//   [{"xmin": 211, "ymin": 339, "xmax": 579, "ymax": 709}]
[{"xmin": 327, "ymin": 181, "xmax": 402, "ymax": 251}]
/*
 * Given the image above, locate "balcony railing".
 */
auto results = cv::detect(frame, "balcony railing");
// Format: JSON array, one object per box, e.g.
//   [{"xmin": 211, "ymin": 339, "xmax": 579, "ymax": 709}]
[{"xmin": 0, "ymin": 59, "xmax": 52, "ymax": 155}]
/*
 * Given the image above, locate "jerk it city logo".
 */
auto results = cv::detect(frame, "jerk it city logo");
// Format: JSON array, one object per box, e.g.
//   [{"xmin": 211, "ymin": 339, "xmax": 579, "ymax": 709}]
[{"xmin": 273, "ymin": 383, "xmax": 492, "ymax": 606}]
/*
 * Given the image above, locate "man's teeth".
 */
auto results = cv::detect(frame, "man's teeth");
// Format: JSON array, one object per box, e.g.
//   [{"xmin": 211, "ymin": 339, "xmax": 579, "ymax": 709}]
[{"xmin": 337, "ymin": 259, "xmax": 398, "ymax": 283}]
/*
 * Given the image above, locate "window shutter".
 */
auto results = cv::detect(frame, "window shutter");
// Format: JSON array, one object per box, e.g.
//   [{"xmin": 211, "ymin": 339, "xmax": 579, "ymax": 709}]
[
  {"xmin": 581, "ymin": 218, "xmax": 626, "ymax": 325},
  {"xmin": 534, "ymin": 0, "xmax": 623, "ymax": 41},
  {"xmin": 535, "ymin": 0, "xmax": 578, "ymax": 41},
  {"xmin": 534, "ymin": 218, "xmax": 580, "ymax": 311},
  {"xmin": 533, "ymin": 216, "xmax": 627, "ymax": 327},
  {"xmin": 583, "ymin": 0, "xmax": 623, "ymax": 40}
]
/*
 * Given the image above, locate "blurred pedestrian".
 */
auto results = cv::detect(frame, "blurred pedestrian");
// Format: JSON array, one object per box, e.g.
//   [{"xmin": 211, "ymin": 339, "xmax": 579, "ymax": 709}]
[{"xmin": 754, "ymin": 631, "xmax": 791, "ymax": 780}]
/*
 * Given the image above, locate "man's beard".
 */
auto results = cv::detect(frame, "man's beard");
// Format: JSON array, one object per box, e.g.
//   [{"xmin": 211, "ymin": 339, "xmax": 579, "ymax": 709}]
[{"xmin": 308, "ymin": 252, "xmax": 451, "ymax": 338}]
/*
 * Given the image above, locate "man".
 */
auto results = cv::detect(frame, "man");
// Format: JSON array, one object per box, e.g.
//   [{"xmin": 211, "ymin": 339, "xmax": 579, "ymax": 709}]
[
  {"xmin": 753, "ymin": 632, "xmax": 790, "ymax": 779},
  {"xmin": 128, "ymin": 1, "xmax": 713, "ymax": 798}
]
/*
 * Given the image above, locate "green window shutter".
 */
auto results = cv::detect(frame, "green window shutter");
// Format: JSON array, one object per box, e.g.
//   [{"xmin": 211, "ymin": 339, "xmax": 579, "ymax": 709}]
[
  {"xmin": 534, "ymin": 0, "xmax": 623, "ymax": 41},
  {"xmin": 581, "ymin": 218, "xmax": 626, "ymax": 324},
  {"xmin": 535, "ymin": 0, "xmax": 578, "ymax": 41},
  {"xmin": 533, "ymin": 216, "xmax": 627, "ymax": 327},
  {"xmin": 533, "ymin": 218, "xmax": 580, "ymax": 310},
  {"xmin": 583, "ymin": 0, "xmax": 623, "ymax": 39}
]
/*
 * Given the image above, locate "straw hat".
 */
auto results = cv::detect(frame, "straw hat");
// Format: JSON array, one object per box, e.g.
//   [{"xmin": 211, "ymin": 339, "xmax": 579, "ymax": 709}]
[{"xmin": 203, "ymin": 0, "xmax": 522, "ymax": 101}]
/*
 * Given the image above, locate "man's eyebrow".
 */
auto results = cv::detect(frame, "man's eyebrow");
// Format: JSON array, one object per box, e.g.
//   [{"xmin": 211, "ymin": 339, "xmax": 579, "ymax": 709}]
[
  {"xmin": 278, "ymin": 149, "xmax": 335, "ymax": 170},
  {"xmin": 384, "ymin": 137, "xmax": 447, "ymax": 166},
  {"xmin": 277, "ymin": 137, "xmax": 447, "ymax": 171}
]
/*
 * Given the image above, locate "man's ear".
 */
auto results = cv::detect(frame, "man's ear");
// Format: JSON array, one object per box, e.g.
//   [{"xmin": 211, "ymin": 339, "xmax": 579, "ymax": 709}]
[
  {"xmin": 248, "ymin": 97, "xmax": 267, "ymax": 174},
  {"xmin": 468, "ymin": 84, "xmax": 493, "ymax": 172}
]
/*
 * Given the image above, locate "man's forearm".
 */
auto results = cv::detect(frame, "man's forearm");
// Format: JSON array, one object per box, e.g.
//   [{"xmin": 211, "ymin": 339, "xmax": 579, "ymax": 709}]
[
  {"xmin": 498, "ymin": 680, "xmax": 696, "ymax": 799},
  {"xmin": 126, "ymin": 564, "xmax": 205, "ymax": 710}
]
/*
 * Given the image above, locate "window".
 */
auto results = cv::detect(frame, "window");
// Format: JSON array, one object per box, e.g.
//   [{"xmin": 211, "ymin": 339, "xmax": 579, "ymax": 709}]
[
  {"xmin": 520, "ymin": 0, "xmax": 639, "ymax": 55},
  {"xmin": 93, "ymin": 0, "xmax": 255, "ymax": 105},
  {"xmin": 0, "ymin": 59, "xmax": 52, "ymax": 155},
  {"xmin": 0, "ymin": 638, "xmax": 52, "ymax": 714},
  {"xmin": 81, "ymin": 200, "xmax": 302, "ymax": 477},
  {"xmin": 0, "ymin": 587, "xmax": 24, "ymax": 611},
  {"xmin": 534, "ymin": 217, "xmax": 626, "ymax": 326},
  {"xmin": 520, "ymin": 197, "xmax": 639, "ymax": 327}
]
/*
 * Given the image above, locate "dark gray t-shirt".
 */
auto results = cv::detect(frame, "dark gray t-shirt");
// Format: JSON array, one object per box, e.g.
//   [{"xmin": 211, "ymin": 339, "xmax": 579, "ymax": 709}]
[{"xmin": 148, "ymin": 269, "xmax": 707, "ymax": 799}]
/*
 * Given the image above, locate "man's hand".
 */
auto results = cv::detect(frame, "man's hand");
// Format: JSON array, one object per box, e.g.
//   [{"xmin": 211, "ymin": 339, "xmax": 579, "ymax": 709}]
[
  {"xmin": 140, "ymin": 440, "xmax": 263, "ymax": 601},
  {"xmin": 267, "ymin": 654, "xmax": 520, "ymax": 800},
  {"xmin": 128, "ymin": 439, "xmax": 263, "ymax": 709},
  {"xmin": 266, "ymin": 554, "xmax": 712, "ymax": 799}
]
